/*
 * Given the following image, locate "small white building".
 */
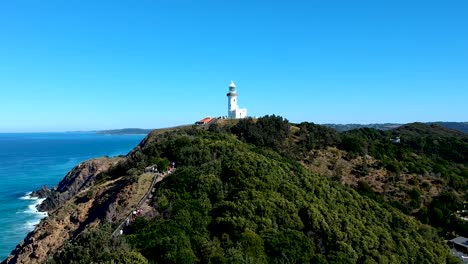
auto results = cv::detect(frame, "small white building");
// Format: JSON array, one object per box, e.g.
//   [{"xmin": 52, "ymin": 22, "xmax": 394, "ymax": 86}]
[{"xmin": 226, "ymin": 81, "xmax": 247, "ymax": 119}]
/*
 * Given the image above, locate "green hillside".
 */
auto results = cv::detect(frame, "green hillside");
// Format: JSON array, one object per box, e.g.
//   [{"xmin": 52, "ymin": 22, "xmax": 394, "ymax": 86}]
[
  {"xmin": 324, "ymin": 122, "xmax": 468, "ymax": 133},
  {"xmin": 48, "ymin": 117, "xmax": 461, "ymax": 263}
]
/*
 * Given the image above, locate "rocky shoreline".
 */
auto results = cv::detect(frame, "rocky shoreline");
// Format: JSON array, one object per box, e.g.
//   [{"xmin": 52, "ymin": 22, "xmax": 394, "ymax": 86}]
[
  {"xmin": 30, "ymin": 186, "xmax": 52, "ymax": 200},
  {"xmin": 1, "ymin": 156, "xmax": 126, "ymax": 264}
]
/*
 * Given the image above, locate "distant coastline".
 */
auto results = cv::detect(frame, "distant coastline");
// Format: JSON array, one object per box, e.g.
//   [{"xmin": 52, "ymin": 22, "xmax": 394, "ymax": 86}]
[
  {"xmin": 65, "ymin": 121, "xmax": 468, "ymax": 135},
  {"xmin": 95, "ymin": 128, "xmax": 153, "ymax": 135}
]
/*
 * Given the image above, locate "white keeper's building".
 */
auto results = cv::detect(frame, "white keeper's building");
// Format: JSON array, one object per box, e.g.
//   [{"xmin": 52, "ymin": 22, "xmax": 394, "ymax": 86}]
[{"xmin": 226, "ymin": 81, "xmax": 247, "ymax": 119}]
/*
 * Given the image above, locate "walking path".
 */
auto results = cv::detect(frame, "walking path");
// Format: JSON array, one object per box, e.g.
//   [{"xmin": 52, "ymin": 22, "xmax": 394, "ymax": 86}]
[{"xmin": 111, "ymin": 169, "xmax": 174, "ymax": 237}]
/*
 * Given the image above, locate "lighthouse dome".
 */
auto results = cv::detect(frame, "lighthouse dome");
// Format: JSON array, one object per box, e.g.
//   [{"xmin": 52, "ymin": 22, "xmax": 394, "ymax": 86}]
[{"xmin": 229, "ymin": 81, "xmax": 236, "ymax": 92}]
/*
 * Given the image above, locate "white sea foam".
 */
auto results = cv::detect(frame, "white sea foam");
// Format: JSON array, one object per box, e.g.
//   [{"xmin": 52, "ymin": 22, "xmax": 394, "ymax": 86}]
[
  {"xmin": 19, "ymin": 192, "xmax": 39, "ymax": 200},
  {"xmin": 24, "ymin": 220, "xmax": 40, "ymax": 230},
  {"xmin": 18, "ymin": 193, "xmax": 48, "ymax": 231},
  {"xmin": 24, "ymin": 199, "xmax": 47, "ymax": 215}
]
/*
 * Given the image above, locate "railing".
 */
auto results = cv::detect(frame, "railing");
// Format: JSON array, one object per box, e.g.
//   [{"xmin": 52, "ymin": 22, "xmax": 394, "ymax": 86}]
[{"xmin": 111, "ymin": 170, "xmax": 174, "ymax": 237}]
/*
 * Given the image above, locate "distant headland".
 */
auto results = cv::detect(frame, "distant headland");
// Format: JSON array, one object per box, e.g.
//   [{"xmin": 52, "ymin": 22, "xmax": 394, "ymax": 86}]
[
  {"xmin": 95, "ymin": 121, "xmax": 468, "ymax": 136},
  {"xmin": 95, "ymin": 128, "xmax": 154, "ymax": 135}
]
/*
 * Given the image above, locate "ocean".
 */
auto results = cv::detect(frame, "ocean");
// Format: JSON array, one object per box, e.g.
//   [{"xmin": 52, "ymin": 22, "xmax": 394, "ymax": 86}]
[{"xmin": 0, "ymin": 132, "xmax": 146, "ymax": 261}]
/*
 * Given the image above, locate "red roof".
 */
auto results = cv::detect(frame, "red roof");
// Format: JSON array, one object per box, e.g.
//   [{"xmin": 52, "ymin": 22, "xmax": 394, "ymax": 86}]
[{"xmin": 197, "ymin": 117, "xmax": 212, "ymax": 124}]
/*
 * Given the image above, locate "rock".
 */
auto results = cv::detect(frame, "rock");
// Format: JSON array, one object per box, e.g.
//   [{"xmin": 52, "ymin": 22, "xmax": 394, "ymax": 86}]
[
  {"xmin": 1, "ymin": 156, "xmax": 125, "ymax": 264},
  {"xmin": 2, "ymin": 144, "xmax": 161, "ymax": 264},
  {"xmin": 38, "ymin": 157, "xmax": 121, "ymax": 212},
  {"xmin": 30, "ymin": 186, "xmax": 51, "ymax": 199}
]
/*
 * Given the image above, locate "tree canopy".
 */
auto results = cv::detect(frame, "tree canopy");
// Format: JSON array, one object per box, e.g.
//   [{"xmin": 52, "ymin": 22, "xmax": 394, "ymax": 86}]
[{"xmin": 49, "ymin": 116, "xmax": 465, "ymax": 263}]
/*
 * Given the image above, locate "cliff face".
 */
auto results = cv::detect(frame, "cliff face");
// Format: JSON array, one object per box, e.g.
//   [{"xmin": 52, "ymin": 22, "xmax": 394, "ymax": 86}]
[
  {"xmin": 38, "ymin": 157, "xmax": 121, "ymax": 212},
  {"xmin": 1, "ymin": 156, "xmax": 149, "ymax": 264}
]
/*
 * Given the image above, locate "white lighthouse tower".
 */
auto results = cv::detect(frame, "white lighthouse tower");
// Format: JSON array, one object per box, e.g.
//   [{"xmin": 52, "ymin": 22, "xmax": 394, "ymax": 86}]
[{"xmin": 227, "ymin": 81, "xmax": 247, "ymax": 119}]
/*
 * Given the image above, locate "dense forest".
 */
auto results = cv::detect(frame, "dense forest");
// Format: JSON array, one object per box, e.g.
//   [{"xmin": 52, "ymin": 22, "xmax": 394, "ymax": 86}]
[{"xmin": 48, "ymin": 115, "xmax": 468, "ymax": 263}]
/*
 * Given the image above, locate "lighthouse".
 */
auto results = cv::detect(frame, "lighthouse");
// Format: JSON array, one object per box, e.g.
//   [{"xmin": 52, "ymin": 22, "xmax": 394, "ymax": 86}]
[{"xmin": 227, "ymin": 81, "xmax": 247, "ymax": 119}]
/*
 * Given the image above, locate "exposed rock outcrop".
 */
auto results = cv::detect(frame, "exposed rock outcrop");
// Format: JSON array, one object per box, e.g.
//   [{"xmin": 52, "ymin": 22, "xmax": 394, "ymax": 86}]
[
  {"xmin": 38, "ymin": 157, "xmax": 122, "ymax": 212},
  {"xmin": 30, "ymin": 186, "xmax": 51, "ymax": 199},
  {"xmin": 1, "ymin": 156, "xmax": 140, "ymax": 264}
]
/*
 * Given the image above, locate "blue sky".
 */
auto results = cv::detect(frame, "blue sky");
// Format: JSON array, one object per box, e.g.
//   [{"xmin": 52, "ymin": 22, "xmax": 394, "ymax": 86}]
[{"xmin": 0, "ymin": 0, "xmax": 467, "ymax": 132}]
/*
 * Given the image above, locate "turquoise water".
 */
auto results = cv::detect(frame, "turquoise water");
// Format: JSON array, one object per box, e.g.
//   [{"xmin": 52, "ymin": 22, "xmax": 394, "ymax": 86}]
[{"xmin": 0, "ymin": 132, "xmax": 146, "ymax": 261}]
